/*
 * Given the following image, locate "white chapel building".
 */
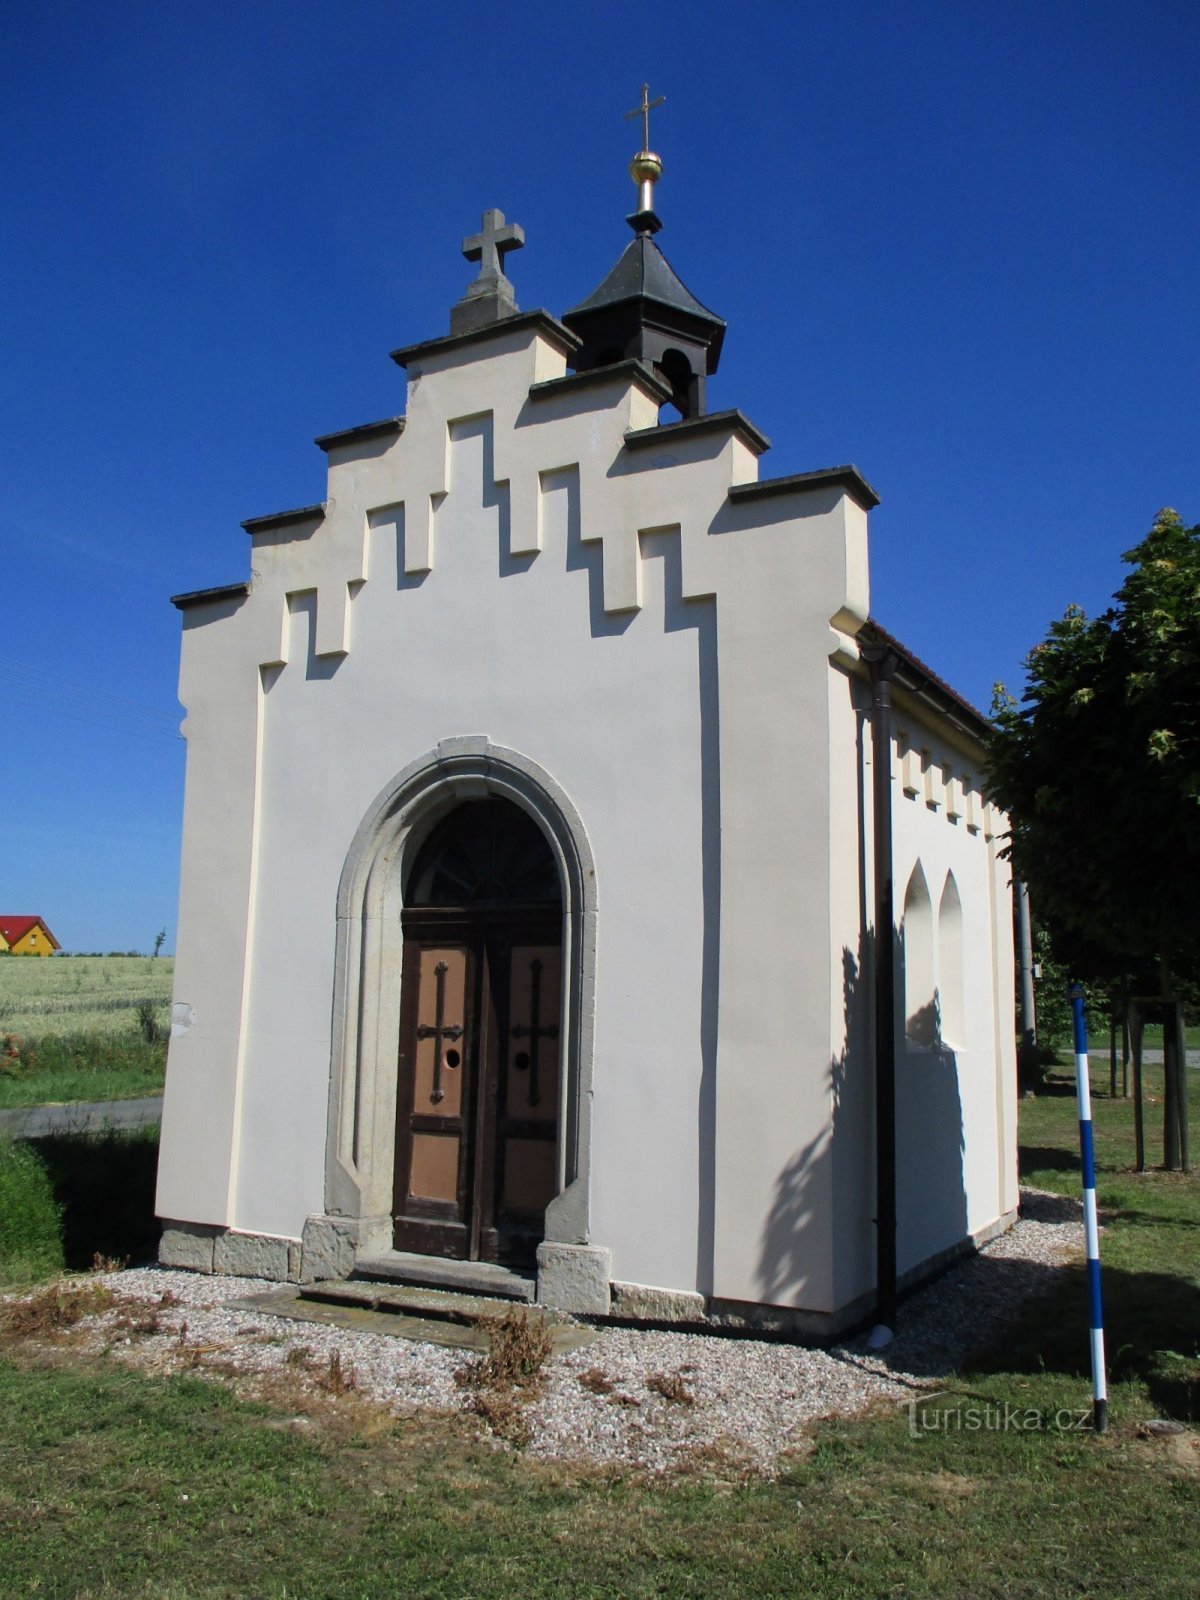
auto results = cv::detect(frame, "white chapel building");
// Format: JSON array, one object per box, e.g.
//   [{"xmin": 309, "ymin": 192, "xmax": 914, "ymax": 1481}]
[{"xmin": 157, "ymin": 137, "xmax": 1018, "ymax": 1336}]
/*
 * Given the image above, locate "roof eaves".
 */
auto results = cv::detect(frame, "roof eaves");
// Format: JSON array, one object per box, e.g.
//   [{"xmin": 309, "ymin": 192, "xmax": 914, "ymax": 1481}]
[
  {"xmin": 241, "ymin": 504, "xmax": 326, "ymax": 536},
  {"xmin": 624, "ymin": 408, "xmax": 770, "ymax": 458},
  {"xmin": 528, "ymin": 359, "xmax": 673, "ymax": 407},
  {"xmin": 314, "ymin": 416, "xmax": 405, "ymax": 453},
  {"xmin": 390, "ymin": 310, "xmax": 580, "ymax": 370},
  {"xmin": 729, "ymin": 465, "xmax": 880, "ymax": 513},
  {"xmin": 862, "ymin": 618, "xmax": 991, "ymax": 739},
  {"xmin": 171, "ymin": 582, "xmax": 251, "ymax": 612}
]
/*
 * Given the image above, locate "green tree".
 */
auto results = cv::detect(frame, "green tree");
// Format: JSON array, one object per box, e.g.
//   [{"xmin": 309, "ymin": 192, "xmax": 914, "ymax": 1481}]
[{"xmin": 988, "ymin": 509, "xmax": 1199, "ymax": 1160}]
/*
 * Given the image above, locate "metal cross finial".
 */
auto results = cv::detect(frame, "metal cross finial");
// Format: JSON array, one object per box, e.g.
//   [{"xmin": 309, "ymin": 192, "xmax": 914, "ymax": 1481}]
[
  {"xmin": 462, "ymin": 208, "xmax": 524, "ymax": 281},
  {"xmin": 625, "ymin": 83, "xmax": 665, "ymax": 152}
]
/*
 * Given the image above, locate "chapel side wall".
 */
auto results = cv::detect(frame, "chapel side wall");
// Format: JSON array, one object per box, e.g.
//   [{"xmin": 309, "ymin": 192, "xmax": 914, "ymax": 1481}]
[
  {"xmin": 156, "ymin": 600, "xmax": 263, "ymax": 1227},
  {"xmin": 889, "ymin": 705, "xmax": 1015, "ymax": 1277}
]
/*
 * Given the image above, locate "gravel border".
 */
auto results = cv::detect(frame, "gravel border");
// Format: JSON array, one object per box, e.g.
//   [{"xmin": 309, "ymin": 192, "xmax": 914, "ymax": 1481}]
[{"xmin": 25, "ymin": 1187, "xmax": 1084, "ymax": 1476}]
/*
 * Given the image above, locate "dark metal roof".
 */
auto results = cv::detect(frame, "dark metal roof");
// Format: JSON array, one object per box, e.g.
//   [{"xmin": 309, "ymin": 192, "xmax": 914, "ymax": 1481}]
[
  {"xmin": 390, "ymin": 309, "xmax": 579, "ymax": 370},
  {"xmin": 241, "ymin": 504, "xmax": 325, "ymax": 536},
  {"xmin": 565, "ymin": 235, "xmax": 724, "ymax": 331},
  {"xmin": 528, "ymin": 359, "xmax": 672, "ymax": 407},
  {"xmin": 863, "ymin": 618, "xmax": 991, "ymax": 740},
  {"xmin": 314, "ymin": 416, "xmax": 405, "ymax": 453},
  {"xmin": 729, "ymin": 465, "xmax": 880, "ymax": 513},
  {"xmin": 171, "ymin": 581, "xmax": 250, "ymax": 612},
  {"xmin": 624, "ymin": 408, "xmax": 770, "ymax": 457}
]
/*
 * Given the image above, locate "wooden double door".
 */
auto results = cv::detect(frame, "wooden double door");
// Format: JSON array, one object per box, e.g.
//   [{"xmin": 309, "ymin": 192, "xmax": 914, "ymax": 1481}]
[{"xmin": 392, "ymin": 910, "xmax": 562, "ymax": 1268}]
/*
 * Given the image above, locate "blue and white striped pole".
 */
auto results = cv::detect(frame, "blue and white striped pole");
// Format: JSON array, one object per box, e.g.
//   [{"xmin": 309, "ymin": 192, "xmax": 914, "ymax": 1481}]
[{"xmin": 1070, "ymin": 981, "xmax": 1108, "ymax": 1434}]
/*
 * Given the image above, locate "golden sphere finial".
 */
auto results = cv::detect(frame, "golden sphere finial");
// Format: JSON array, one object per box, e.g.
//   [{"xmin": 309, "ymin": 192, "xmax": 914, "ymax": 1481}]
[{"xmin": 624, "ymin": 85, "xmax": 666, "ymax": 224}]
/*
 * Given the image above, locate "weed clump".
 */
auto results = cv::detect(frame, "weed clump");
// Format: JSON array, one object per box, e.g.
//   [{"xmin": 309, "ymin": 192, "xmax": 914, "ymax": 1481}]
[
  {"xmin": 455, "ymin": 1309, "xmax": 555, "ymax": 1444},
  {"xmin": 316, "ymin": 1350, "xmax": 358, "ymax": 1395},
  {"xmin": 646, "ymin": 1369, "xmax": 696, "ymax": 1406},
  {"xmin": 0, "ymin": 1279, "xmax": 115, "ymax": 1344}
]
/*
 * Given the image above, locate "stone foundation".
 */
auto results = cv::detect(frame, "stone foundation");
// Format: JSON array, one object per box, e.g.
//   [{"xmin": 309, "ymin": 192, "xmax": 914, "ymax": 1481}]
[{"xmin": 158, "ymin": 1206, "xmax": 1019, "ymax": 1338}]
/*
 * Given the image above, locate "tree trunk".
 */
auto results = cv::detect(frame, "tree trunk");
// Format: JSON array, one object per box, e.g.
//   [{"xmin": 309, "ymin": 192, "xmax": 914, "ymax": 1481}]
[
  {"xmin": 1164, "ymin": 999, "xmax": 1182, "ymax": 1171},
  {"xmin": 1172, "ymin": 1002, "xmax": 1190, "ymax": 1173},
  {"xmin": 1130, "ymin": 1002, "xmax": 1145, "ymax": 1173},
  {"xmin": 1109, "ymin": 1015, "xmax": 1118, "ymax": 1098},
  {"xmin": 1121, "ymin": 1007, "xmax": 1131, "ymax": 1100}
]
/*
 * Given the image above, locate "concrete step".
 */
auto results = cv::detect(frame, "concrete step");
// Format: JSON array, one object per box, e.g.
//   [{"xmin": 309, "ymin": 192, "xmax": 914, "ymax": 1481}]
[
  {"xmin": 231, "ymin": 1284, "xmax": 595, "ymax": 1354},
  {"xmin": 350, "ymin": 1251, "xmax": 536, "ymax": 1303},
  {"xmin": 300, "ymin": 1279, "xmax": 530, "ymax": 1326}
]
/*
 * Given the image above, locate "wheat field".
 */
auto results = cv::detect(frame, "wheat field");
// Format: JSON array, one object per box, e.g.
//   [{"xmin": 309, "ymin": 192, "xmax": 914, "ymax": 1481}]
[{"xmin": 0, "ymin": 956, "xmax": 174, "ymax": 1038}]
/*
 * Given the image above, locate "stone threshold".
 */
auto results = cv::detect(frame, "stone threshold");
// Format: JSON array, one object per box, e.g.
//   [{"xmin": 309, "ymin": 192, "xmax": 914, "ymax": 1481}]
[
  {"xmin": 304, "ymin": 1278, "xmax": 531, "ymax": 1325},
  {"xmin": 229, "ymin": 1285, "xmax": 594, "ymax": 1354},
  {"xmin": 352, "ymin": 1250, "xmax": 536, "ymax": 1303}
]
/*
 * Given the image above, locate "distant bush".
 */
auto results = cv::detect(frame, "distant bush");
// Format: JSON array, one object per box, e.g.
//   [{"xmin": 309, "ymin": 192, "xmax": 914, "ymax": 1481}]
[
  {"xmin": 0, "ymin": 1139, "xmax": 65, "ymax": 1285},
  {"xmin": 135, "ymin": 999, "xmax": 162, "ymax": 1045},
  {"xmin": 16, "ymin": 1033, "xmax": 166, "ymax": 1079}
]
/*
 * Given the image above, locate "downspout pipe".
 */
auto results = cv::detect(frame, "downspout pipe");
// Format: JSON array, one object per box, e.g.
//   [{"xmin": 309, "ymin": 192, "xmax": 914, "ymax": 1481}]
[
  {"xmin": 1016, "ymin": 881, "xmax": 1038, "ymax": 1091},
  {"xmin": 859, "ymin": 631, "xmax": 899, "ymax": 1344}
]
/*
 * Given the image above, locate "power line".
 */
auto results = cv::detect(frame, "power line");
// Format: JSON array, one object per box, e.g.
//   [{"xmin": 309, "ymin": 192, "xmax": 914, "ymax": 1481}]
[{"xmin": 1, "ymin": 663, "xmax": 183, "ymax": 747}]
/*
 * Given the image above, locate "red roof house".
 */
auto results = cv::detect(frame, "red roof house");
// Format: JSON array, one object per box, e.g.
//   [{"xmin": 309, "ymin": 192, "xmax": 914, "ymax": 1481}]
[{"xmin": 0, "ymin": 916, "xmax": 61, "ymax": 956}]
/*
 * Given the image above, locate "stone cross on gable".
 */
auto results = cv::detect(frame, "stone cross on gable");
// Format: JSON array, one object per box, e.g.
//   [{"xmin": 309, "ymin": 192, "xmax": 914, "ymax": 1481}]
[
  {"xmin": 462, "ymin": 208, "xmax": 524, "ymax": 283},
  {"xmin": 450, "ymin": 208, "xmax": 526, "ymax": 336}
]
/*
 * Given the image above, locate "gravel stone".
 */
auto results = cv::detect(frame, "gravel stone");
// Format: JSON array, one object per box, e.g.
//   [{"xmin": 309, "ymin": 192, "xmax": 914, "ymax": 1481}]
[{"xmin": 59, "ymin": 1187, "xmax": 1083, "ymax": 1476}]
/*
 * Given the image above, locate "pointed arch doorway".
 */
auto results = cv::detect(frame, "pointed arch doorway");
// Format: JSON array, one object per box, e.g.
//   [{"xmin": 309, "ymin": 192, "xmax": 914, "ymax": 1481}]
[{"xmin": 393, "ymin": 796, "xmax": 563, "ymax": 1269}]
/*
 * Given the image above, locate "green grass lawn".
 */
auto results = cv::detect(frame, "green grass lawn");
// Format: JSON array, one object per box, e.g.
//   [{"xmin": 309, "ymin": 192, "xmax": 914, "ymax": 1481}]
[
  {"xmin": 0, "ymin": 1059, "xmax": 1196, "ymax": 1596},
  {"xmin": 0, "ymin": 1031, "xmax": 167, "ymax": 1108}
]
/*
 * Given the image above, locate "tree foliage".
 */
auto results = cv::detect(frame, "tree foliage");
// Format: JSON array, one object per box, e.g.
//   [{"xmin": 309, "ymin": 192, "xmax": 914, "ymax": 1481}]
[{"xmin": 988, "ymin": 509, "xmax": 1200, "ymax": 992}]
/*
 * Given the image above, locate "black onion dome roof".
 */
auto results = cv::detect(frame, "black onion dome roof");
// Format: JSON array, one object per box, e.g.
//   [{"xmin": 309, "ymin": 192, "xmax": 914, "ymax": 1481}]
[{"xmin": 566, "ymin": 234, "xmax": 724, "ymax": 333}]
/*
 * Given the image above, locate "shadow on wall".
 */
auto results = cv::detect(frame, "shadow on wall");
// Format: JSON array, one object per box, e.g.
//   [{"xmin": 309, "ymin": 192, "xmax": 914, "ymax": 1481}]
[
  {"xmin": 755, "ymin": 940, "xmax": 869, "ymax": 1307},
  {"xmin": 896, "ymin": 914, "xmax": 968, "ymax": 1273},
  {"xmin": 754, "ymin": 922, "xmax": 970, "ymax": 1311}
]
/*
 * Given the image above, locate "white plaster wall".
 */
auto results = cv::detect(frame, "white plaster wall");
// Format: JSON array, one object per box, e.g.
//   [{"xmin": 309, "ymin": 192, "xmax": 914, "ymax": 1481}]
[
  {"xmin": 160, "ymin": 319, "xmax": 879, "ymax": 1307},
  {"xmin": 233, "ymin": 455, "xmax": 711, "ymax": 1287}
]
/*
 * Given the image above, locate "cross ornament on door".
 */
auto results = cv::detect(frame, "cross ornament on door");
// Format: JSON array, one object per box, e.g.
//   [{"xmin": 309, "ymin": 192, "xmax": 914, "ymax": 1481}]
[
  {"xmin": 511, "ymin": 957, "xmax": 559, "ymax": 1107},
  {"xmin": 415, "ymin": 961, "xmax": 464, "ymax": 1105}
]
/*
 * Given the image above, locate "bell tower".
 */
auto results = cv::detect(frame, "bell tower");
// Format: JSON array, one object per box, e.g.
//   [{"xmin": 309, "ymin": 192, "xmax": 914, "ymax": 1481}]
[{"xmin": 561, "ymin": 85, "xmax": 725, "ymax": 419}]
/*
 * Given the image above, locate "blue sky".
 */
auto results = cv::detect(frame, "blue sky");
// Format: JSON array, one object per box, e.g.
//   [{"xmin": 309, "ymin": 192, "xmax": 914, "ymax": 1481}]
[{"xmin": 4, "ymin": 1, "xmax": 1197, "ymax": 953}]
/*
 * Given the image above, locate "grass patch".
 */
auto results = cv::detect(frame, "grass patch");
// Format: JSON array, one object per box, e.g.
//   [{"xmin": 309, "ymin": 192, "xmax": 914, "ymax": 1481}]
[
  {"xmin": 0, "ymin": 1348, "xmax": 1195, "ymax": 1598},
  {"xmin": 0, "ymin": 1128, "xmax": 159, "ymax": 1287},
  {"xmin": 0, "ymin": 1029, "xmax": 166, "ymax": 1107},
  {"xmin": 999, "ymin": 1059, "xmax": 1200, "ymax": 1425},
  {"xmin": 0, "ymin": 1139, "xmax": 64, "ymax": 1285},
  {"xmin": 0, "ymin": 1067, "xmax": 1195, "ymax": 1595}
]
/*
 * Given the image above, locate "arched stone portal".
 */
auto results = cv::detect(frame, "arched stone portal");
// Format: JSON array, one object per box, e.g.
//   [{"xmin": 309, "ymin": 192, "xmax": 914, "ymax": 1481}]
[{"xmin": 302, "ymin": 738, "xmax": 598, "ymax": 1292}]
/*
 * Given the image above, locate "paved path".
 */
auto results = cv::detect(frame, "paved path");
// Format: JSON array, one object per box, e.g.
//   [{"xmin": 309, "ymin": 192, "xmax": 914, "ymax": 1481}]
[
  {"xmin": 1094, "ymin": 1049, "xmax": 1200, "ymax": 1068},
  {"xmin": 0, "ymin": 1095, "xmax": 163, "ymax": 1140}
]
